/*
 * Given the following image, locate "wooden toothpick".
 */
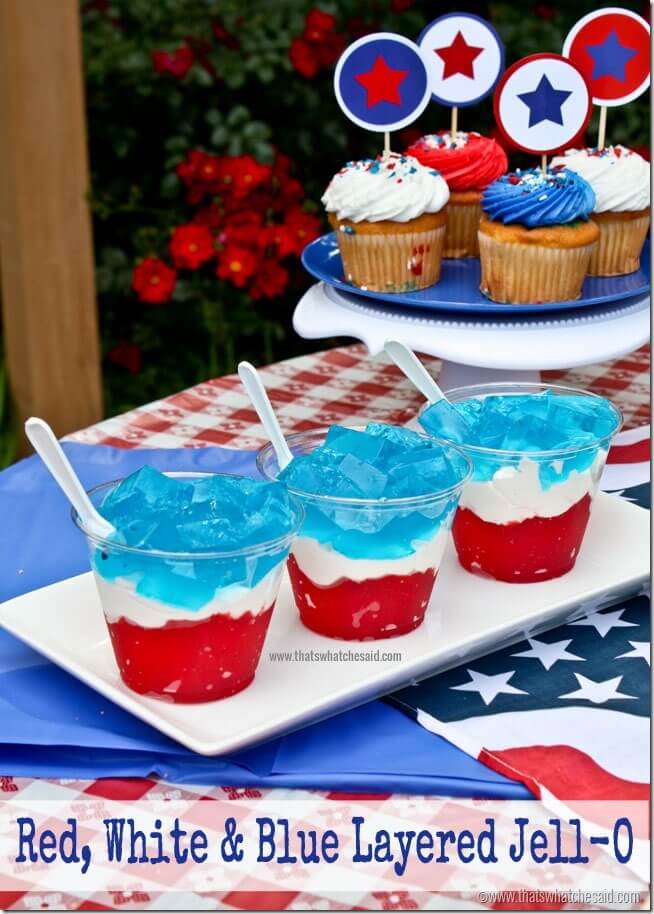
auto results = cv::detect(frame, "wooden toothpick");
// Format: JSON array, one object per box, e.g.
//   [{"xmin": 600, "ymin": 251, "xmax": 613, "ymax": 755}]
[
  {"xmin": 597, "ymin": 106, "xmax": 608, "ymax": 151},
  {"xmin": 450, "ymin": 105, "xmax": 458, "ymax": 137}
]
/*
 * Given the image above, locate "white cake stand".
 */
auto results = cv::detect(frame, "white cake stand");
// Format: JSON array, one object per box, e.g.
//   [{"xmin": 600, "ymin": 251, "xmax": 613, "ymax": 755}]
[{"xmin": 293, "ymin": 282, "xmax": 650, "ymax": 389}]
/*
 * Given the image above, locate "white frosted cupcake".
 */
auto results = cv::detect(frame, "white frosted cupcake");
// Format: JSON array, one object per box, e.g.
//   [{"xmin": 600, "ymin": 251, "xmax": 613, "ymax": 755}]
[
  {"xmin": 321, "ymin": 153, "xmax": 449, "ymax": 292},
  {"xmin": 551, "ymin": 146, "xmax": 650, "ymax": 276}
]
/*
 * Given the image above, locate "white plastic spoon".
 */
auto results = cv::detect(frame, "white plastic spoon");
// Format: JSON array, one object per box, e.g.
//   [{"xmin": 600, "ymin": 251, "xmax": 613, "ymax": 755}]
[
  {"xmin": 384, "ymin": 340, "xmax": 446, "ymax": 404},
  {"xmin": 384, "ymin": 340, "xmax": 471, "ymax": 439},
  {"xmin": 24, "ymin": 417, "xmax": 115, "ymax": 538},
  {"xmin": 237, "ymin": 361, "xmax": 294, "ymax": 470}
]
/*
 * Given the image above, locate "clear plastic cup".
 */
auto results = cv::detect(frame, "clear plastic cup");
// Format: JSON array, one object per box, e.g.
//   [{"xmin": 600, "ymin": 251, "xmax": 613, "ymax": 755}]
[
  {"xmin": 418, "ymin": 383, "xmax": 622, "ymax": 583},
  {"xmin": 73, "ymin": 473, "xmax": 303, "ymax": 703},
  {"xmin": 257, "ymin": 428, "xmax": 472, "ymax": 640}
]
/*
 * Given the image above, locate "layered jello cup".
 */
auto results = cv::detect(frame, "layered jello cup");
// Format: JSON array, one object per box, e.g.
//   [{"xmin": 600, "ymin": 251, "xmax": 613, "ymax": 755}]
[
  {"xmin": 74, "ymin": 469, "xmax": 302, "ymax": 702},
  {"xmin": 418, "ymin": 383, "xmax": 621, "ymax": 583},
  {"xmin": 257, "ymin": 424, "xmax": 471, "ymax": 640}
]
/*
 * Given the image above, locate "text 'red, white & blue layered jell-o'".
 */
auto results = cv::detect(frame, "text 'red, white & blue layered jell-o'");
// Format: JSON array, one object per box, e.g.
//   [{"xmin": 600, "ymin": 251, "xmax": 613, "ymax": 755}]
[
  {"xmin": 258, "ymin": 424, "xmax": 471, "ymax": 640},
  {"xmin": 75, "ymin": 468, "xmax": 302, "ymax": 702},
  {"xmin": 419, "ymin": 386, "xmax": 621, "ymax": 582}
]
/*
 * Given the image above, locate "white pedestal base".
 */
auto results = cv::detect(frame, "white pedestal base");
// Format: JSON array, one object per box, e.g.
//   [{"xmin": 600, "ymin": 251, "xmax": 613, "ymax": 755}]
[{"xmin": 293, "ymin": 282, "xmax": 650, "ymax": 389}]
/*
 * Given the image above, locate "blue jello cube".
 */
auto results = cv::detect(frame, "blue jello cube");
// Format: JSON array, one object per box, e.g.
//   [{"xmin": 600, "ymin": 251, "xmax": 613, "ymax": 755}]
[
  {"xmin": 419, "ymin": 400, "xmax": 471, "ymax": 444},
  {"xmin": 338, "ymin": 453, "xmax": 387, "ymax": 498},
  {"xmin": 365, "ymin": 423, "xmax": 427, "ymax": 451},
  {"xmin": 325, "ymin": 426, "xmax": 385, "ymax": 463}
]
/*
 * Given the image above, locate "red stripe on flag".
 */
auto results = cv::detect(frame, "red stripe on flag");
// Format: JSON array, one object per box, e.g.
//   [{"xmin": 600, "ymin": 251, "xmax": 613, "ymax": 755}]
[
  {"xmin": 607, "ymin": 438, "xmax": 651, "ymax": 464},
  {"xmin": 479, "ymin": 745, "xmax": 649, "ymax": 803}
]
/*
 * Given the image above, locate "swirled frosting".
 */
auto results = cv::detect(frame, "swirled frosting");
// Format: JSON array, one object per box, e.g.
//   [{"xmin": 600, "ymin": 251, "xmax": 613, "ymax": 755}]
[
  {"xmin": 551, "ymin": 146, "xmax": 650, "ymax": 213},
  {"xmin": 482, "ymin": 167, "xmax": 596, "ymax": 228},
  {"xmin": 406, "ymin": 131, "xmax": 507, "ymax": 192},
  {"xmin": 321, "ymin": 153, "xmax": 449, "ymax": 223}
]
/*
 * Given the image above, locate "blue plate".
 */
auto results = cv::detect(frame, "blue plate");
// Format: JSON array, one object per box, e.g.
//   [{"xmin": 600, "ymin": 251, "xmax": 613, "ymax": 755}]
[{"xmin": 302, "ymin": 233, "xmax": 650, "ymax": 315}]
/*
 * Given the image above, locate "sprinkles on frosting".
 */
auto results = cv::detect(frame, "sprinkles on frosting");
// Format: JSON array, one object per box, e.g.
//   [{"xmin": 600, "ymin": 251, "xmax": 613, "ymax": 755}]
[
  {"xmin": 421, "ymin": 131, "xmax": 478, "ymax": 150},
  {"xmin": 334, "ymin": 152, "xmax": 444, "ymax": 185}
]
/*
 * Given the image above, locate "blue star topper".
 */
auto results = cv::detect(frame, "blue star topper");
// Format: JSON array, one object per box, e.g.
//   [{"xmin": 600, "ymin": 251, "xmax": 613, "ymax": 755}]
[
  {"xmin": 586, "ymin": 29, "xmax": 637, "ymax": 82},
  {"xmin": 518, "ymin": 74, "xmax": 572, "ymax": 128}
]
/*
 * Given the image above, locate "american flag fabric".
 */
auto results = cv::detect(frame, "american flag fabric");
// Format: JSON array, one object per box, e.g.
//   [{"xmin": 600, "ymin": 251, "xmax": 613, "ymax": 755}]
[{"xmin": 391, "ymin": 593, "xmax": 649, "ymax": 801}]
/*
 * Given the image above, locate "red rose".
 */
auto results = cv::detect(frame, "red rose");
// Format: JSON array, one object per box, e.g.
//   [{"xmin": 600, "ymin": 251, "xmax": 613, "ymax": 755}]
[
  {"xmin": 152, "ymin": 45, "xmax": 194, "ymax": 78},
  {"xmin": 262, "ymin": 224, "xmax": 294, "ymax": 258},
  {"xmin": 218, "ymin": 154, "xmax": 272, "ymax": 198},
  {"xmin": 107, "ymin": 342, "xmax": 142, "ymax": 375},
  {"xmin": 249, "ymin": 259, "xmax": 289, "ymax": 299},
  {"xmin": 305, "ymin": 9, "xmax": 336, "ymax": 35},
  {"xmin": 277, "ymin": 176, "xmax": 304, "ymax": 208},
  {"xmin": 291, "ymin": 9, "xmax": 344, "ymax": 77},
  {"xmin": 280, "ymin": 207, "xmax": 321, "ymax": 256},
  {"xmin": 316, "ymin": 30, "xmax": 345, "ymax": 67},
  {"xmin": 216, "ymin": 244, "xmax": 258, "ymax": 288},
  {"xmin": 132, "ymin": 258, "xmax": 177, "ymax": 304},
  {"xmin": 272, "ymin": 150, "xmax": 293, "ymax": 177},
  {"xmin": 176, "ymin": 150, "xmax": 223, "ymax": 203},
  {"xmin": 193, "ymin": 203, "xmax": 224, "ymax": 230},
  {"xmin": 170, "ymin": 223, "xmax": 215, "ymax": 270},
  {"xmin": 220, "ymin": 210, "xmax": 264, "ymax": 246},
  {"xmin": 289, "ymin": 38, "xmax": 319, "ymax": 78}
]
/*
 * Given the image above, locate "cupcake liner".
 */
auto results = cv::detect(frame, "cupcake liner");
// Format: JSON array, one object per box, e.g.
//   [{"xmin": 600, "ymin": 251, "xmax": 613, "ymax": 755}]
[
  {"xmin": 444, "ymin": 200, "xmax": 482, "ymax": 258},
  {"xmin": 335, "ymin": 225, "xmax": 446, "ymax": 292},
  {"xmin": 478, "ymin": 233, "xmax": 596, "ymax": 304},
  {"xmin": 588, "ymin": 212, "xmax": 650, "ymax": 276}
]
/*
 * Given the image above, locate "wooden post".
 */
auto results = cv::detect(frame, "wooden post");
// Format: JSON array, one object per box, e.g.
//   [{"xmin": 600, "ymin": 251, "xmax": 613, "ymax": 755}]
[{"xmin": 0, "ymin": 0, "xmax": 102, "ymax": 450}]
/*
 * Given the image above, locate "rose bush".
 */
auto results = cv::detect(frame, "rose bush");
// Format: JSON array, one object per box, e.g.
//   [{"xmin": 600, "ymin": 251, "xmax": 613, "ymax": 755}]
[{"xmin": 81, "ymin": 0, "xmax": 648, "ymax": 417}]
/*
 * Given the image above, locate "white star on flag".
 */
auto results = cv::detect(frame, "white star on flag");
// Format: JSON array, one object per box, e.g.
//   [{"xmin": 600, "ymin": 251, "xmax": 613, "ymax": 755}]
[
  {"xmin": 559, "ymin": 673, "xmax": 636, "ymax": 704},
  {"xmin": 512, "ymin": 637, "xmax": 583, "ymax": 671},
  {"xmin": 616, "ymin": 641, "xmax": 650, "ymax": 665},
  {"xmin": 451, "ymin": 669, "xmax": 527, "ymax": 706},
  {"xmin": 570, "ymin": 608, "xmax": 637, "ymax": 638}
]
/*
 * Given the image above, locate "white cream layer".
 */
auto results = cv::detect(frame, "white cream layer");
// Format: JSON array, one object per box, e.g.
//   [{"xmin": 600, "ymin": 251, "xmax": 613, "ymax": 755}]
[
  {"xmin": 96, "ymin": 566, "xmax": 282, "ymax": 629},
  {"xmin": 291, "ymin": 526, "xmax": 449, "ymax": 587},
  {"xmin": 460, "ymin": 452, "xmax": 605, "ymax": 525}
]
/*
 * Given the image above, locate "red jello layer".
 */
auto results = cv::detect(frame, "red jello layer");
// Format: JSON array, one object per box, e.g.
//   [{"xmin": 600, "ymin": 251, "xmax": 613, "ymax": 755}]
[
  {"xmin": 452, "ymin": 494, "xmax": 592, "ymax": 583},
  {"xmin": 106, "ymin": 605, "xmax": 274, "ymax": 703},
  {"xmin": 287, "ymin": 554, "xmax": 437, "ymax": 640}
]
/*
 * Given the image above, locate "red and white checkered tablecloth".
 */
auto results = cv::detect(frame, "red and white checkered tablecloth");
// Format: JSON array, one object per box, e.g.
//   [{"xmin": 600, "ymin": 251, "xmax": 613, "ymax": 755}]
[
  {"xmin": 69, "ymin": 344, "xmax": 651, "ymax": 452},
  {"xmin": 2, "ymin": 345, "xmax": 649, "ymax": 912}
]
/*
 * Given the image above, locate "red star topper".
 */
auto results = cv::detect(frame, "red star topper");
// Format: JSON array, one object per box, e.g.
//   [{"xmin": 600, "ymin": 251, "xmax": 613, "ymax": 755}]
[
  {"xmin": 435, "ymin": 30, "xmax": 484, "ymax": 79},
  {"xmin": 354, "ymin": 54, "xmax": 408, "ymax": 107}
]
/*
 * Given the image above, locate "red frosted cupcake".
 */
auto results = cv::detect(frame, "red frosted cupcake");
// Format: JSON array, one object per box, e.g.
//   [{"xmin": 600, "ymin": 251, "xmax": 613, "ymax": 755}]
[{"xmin": 406, "ymin": 131, "xmax": 507, "ymax": 258}]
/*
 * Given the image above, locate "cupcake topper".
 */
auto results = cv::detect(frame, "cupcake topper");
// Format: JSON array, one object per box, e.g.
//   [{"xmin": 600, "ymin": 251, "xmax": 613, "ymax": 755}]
[
  {"xmin": 418, "ymin": 13, "xmax": 505, "ymax": 137},
  {"xmin": 562, "ymin": 8, "xmax": 650, "ymax": 150},
  {"xmin": 493, "ymin": 53, "xmax": 592, "ymax": 171},
  {"xmin": 333, "ymin": 32, "xmax": 431, "ymax": 156}
]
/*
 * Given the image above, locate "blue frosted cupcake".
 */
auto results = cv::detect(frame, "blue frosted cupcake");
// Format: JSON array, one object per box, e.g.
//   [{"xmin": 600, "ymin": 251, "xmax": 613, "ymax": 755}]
[{"xmin": 478, "ymin": 167, "xmax": 599, "ymax": 304}]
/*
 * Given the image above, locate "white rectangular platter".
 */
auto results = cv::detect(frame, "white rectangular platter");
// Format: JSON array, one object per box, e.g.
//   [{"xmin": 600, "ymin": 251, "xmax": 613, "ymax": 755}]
[{"xmin": 0, "ymin": 493, "xmax": 649, "ymax": 756}]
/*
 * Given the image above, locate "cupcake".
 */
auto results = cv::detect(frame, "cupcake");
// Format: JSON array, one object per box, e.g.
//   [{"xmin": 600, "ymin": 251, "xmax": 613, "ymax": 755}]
[
  {"xmin": 406, "ymin": 131, "xmax": 507, "ymax": 258},
  {"xmin": 321, "ymin": 152, "xmax": 449, "ymax": 293},
  {"xmin": 551, "ymin": 146, "xmax": 650, "ymax": 277},
  {"xmin": 478, "ymin": 167, "xmax": 599, "ymax": 304}
]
